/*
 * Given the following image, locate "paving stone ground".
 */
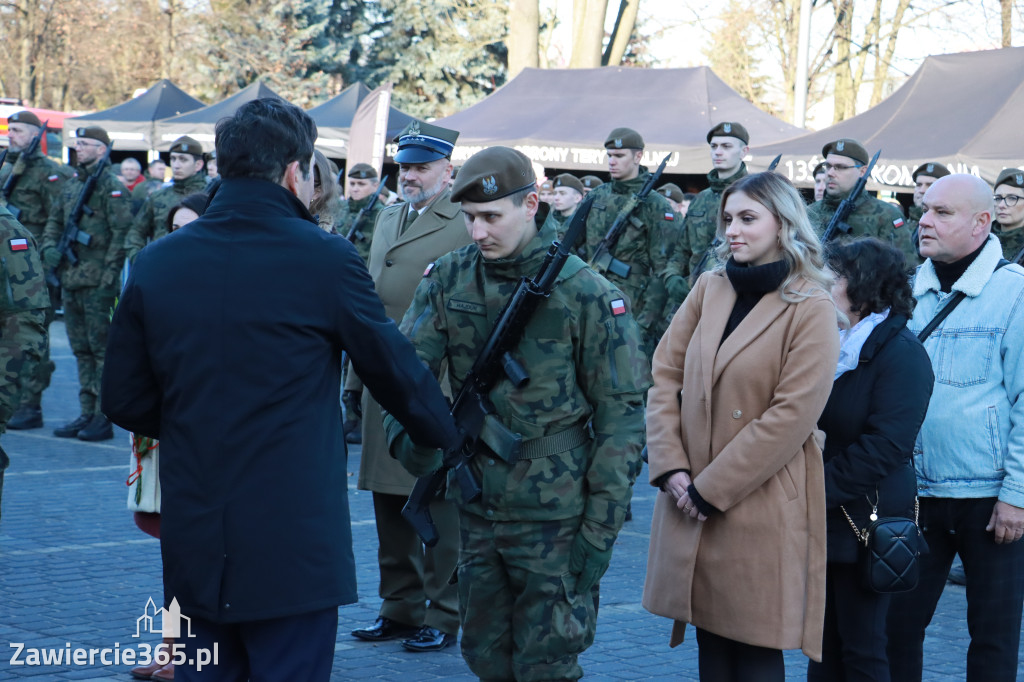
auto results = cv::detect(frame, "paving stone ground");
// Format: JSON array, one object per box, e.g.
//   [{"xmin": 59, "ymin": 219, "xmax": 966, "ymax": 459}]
[{"xmin": 0, "ymin": 321, "xmax": 1017, "ymax": 680}]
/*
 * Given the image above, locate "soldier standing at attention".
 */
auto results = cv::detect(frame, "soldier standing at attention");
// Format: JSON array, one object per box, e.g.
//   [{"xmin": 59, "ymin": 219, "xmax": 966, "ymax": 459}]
[
  {"xmin": 807, "ymin": 138, "xmax": 919, "ymax": 266},
  {"xmin": 582, "ymin": 127, "xmax": 674, "ymax": 354},
  {"xmin": 335, "ymin": 163, "xmax": 384, "ymax": 263},
  {"xmin": 905, "ymin": 162, "xmax": 950, "ymax": 258},
  {"xmin": 542, "ymin": 173, "xmax": 585, "ymax": 240},
  {"xmin": 346, "ymin": 121, "xmax": 473, "ymax": 652},
  {"xmin": 40, "ymin": 127, "xmax": 132, "ymax": 441},
  {"xmin": 663, "ymin": 122, "xmax": 749, "ymax": 309},
  {"xmin": 0, "ymin": 205, "xmax": 49, "ymax": 521},
  {"xmin": 124, "ymin": 136, "xmax": 207, "ymax": 264},
  {"xmin": 388, "ymin": 146, "xmax": 650, "ymax": 680},
  {"xmin": 1, "ymin": 111, "xmax": 72, "ymax": 431},
  {"xmin": 993, "ymin": 169, "xmax": 1024, "ymax": 263}
]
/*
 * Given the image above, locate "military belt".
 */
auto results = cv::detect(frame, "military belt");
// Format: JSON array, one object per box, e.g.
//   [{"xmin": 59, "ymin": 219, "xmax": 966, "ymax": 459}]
[{"xmin": 518, "ymin": 422, "xmax": 592, "ymax": 461}]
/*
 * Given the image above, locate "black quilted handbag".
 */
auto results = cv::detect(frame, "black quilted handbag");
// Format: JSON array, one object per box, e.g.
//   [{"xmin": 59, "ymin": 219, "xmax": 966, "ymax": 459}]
[{"xmin": 842, "ymin": 496, "xmax": 923, "ymax": 593}]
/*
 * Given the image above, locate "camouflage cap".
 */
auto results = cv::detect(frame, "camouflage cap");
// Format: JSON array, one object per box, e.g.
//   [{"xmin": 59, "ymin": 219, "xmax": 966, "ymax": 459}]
[
  {"xmin": 580, "ymin": 175, "xmax": 604, "ymax": 190},
  {"xmin": 912, "ymin": 162, "xmax": 951, "ymax": 182},
  {"xmin": 169, "ymin": 135, "xmax": 204, "ymax": 157},
  {"xmin": 451, "ymin": 146, "xmax": 536, "ymax": 203},
  {"xmin": 76, "ymin": 126, "xmax": 110, "ymax": 146},
  {"xmin": 553, "ymin": 173, "xmax": 584, "ymax": 195},
  {"xmin": 822, "ymin": 139, "xmax": 869, "ymax": 166},
  {"xmin": 347, "ymin": 162, "xmax": 378, "ymax": 180},
  {"xmin": 706, "ymin": 122, "xmax": 749, "ymax": 145},
  {"xmin": 8, "ymin": 110, "xmax": 42, "ymax": 128},
  {"xmin": 657, "ymin": 183, "xmax": 684, "ymax": 203},
  {"xmin": 394, "ymin": 120, "xmax": 459, "ymax": 164},
  {"xmin": 604, "ymin": 127, "xmax": 644, "ymax": 150},
  {"xmin": 995, "ymin": 167, "xmax": 1024, "ymax": 190},
  {"xmin": 812, "ymin": 161, "xmax": 828, "ymax": 178}
]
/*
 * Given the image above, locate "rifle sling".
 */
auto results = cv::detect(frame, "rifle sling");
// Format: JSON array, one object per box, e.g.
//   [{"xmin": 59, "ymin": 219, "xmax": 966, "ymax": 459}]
[{"xmin": 917, "ymin": 259, "xmax": 1010, "ymax": 342}]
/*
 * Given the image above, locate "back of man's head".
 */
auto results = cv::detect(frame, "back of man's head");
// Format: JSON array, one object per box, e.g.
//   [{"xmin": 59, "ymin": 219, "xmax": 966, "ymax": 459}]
[{"xmin": 215, "ymin": 98, "xmax": 317, "ymax": 184}]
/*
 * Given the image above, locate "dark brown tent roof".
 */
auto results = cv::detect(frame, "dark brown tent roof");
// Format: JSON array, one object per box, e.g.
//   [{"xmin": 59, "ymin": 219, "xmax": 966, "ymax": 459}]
[
  {"xmin": 434, "ymin": 66, "xmax": 805, "ymax": 173},
  {"xmin": 751, "ymin": 47, "xmax": 1024, "ymax": 189}
]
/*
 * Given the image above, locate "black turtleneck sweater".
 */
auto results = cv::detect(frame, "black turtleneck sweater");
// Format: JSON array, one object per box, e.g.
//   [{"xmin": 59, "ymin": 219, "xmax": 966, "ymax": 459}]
[
  {"xmin": 722, "ymin": 258, "xmax": 790, "ymax": 344},
  {"xmin": 933, "ymin": 241, "xmax": 986, "ymax": 293}
]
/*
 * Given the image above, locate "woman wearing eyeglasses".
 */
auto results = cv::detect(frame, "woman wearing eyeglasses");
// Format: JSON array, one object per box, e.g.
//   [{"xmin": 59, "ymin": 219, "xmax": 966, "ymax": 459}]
[{"xmin": 992, "ymin": 168, "xmax": 1024, "ymax": 263}]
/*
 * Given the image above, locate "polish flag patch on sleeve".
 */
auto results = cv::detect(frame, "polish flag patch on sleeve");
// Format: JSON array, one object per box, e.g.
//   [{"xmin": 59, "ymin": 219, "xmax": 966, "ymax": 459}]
[
  {"xmin": 664, "ymin": 212, "xmax": 674, "ymax": 221},
  {"xmin": 893, "ymin": 217, "xmax": 905, "ymax": 229},
  {"xmin": 111, "ymin": 190, "xmax": 122, "ymax": 197},
  {"xmin": 423, "ymin": 262, "xmax": 435, "ymax": 278},
  {"xmin": 9, "ymin": 238, "xmax": 29, "ymax": 252},
  {"xmin": 47, "ymin": 174, "xmax": 60, "ymax": 182},
  {"xmin": 610, "ymin": 298, "xmax": 627, "ymax": 316}
]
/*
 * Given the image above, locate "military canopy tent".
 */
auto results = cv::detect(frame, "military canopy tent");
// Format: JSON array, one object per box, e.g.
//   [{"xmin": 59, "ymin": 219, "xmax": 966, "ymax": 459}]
[
  {"xmin": 750, "ymin": 47, "xmax": 1024, "ymax": 190},
  {"xmin": 432, "ymin": 66, "xmax": 805, "ymax": 174},
  {"xmin": 308, "ymin": 82, "xmax": 419, "ymax": 158},
  {"xmin": 153, "ymin": 80, "xmax": 288, "ymax": 151},
  {"xmin": 62, "ymin": 79, "xmax": 203, "ymax": 153}
]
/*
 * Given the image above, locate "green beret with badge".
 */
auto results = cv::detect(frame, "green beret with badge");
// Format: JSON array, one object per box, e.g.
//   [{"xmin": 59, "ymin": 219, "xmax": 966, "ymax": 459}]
[
  {"xmin": 169, "ymin": 135, "xmax": 203, "ymax": 158},
  {"xmin": 912, "ymin": 162, "xmax": 950, "ymax": 182},
  {"xmin": 76, "ymin": 126, "xmax": 110, "ymax": 147},
  {"xmin": 657, "ymin": 183, "xmax": 683, "ymax": 203},
  {"xmin": 995, "ymin": 167, "xmax": 1024, "ymax": 190},
  {"xmin": 347, "ymin": 163, "xmax": 378, "ymax": 180},
  {"xmin": 8, "ymin": 111, "xmax": 43, "ymax": 129},
  {"xmin": 553, "ymin": 174, "xmax": 584, "ymax": 195},
  {"xmin": 706, "ymin": 121, "xmax": 749, "ymax": 145},
  {"xmin": 604, "ymin": 127, "xmax": 644, "ymax": 150},
  {"xmin": 450, "ymin": 146, "xmax": 536, "ymax": 203},
  {"xmin": 580, "ymin": 175, "xmax": 604, "ymax": 190},
  {"xmin": 812, "ymin": 162, "xmax": 828, "ymax": 177},
  {"xmin": 822, "ymin": 138, "xmax": 869, "ymax": 166}
]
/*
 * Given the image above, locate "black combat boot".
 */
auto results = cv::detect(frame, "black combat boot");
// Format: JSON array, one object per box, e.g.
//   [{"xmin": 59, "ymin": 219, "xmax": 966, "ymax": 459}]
[
  {"xmin": 77, "ymin": 414, "xmax": 114, "ymax": 442},
  {"xmin": 7, "ymin": 405, "xmax": 43, "ymax": 430},
  {"xmin": 54, "ymin": 414, "xmax": 93, "ymax": 438}
]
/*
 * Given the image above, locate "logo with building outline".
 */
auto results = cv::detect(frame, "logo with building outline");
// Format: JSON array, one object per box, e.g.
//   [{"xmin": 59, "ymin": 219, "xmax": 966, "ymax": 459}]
[{"xmin": 134, "ymin": 597, "xmax": 195, "ymax": 639}]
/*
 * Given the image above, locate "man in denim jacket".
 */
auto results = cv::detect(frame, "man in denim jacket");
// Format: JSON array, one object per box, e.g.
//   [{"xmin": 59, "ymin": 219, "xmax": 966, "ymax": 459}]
[{"xmin": 887, "ymin": 174, "xmax": 1024, "ymax": 682}]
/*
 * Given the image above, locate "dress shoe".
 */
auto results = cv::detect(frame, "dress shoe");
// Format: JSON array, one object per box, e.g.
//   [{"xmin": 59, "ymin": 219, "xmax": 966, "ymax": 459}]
[
  {"xmin": 401, "ymin": 625, "xmax": 455, "ymax": 652},
  {"xmin": 77, "ymin": 414, "xmax": 113, "ymax": 441},
  {"xmin": 130, "ymin": 660, "xmax": 162, "ymax": 679},
  {"xmin": 6, "ymin": 405, "xmax": 43, "ymax": 430},
  {"xmin": 351, "ymin": 616, "xmax": 419, "ymax": 642},
  {"xmin": 151, "ymin": 662, "xmax": 174, "ymax": 681},
  {"xmin": 53, "ymin": 413, "xmax": 92, "ymax": 438},
  {"xmin": 948, "ymin": 561, "xmax": 967, "ymax": 585}
]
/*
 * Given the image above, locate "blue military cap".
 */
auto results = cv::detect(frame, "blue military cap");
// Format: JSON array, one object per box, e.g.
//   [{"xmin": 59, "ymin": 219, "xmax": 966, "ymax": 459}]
[{"xmin": 394, "ymin": 121, "xmax": 459, "ymax": 164}]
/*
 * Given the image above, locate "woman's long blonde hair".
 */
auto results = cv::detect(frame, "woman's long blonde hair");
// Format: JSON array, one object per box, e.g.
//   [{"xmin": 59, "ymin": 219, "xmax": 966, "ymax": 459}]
[{"xmin": 713, "ymin": 171, "xmax": 833, "ymax": 302}]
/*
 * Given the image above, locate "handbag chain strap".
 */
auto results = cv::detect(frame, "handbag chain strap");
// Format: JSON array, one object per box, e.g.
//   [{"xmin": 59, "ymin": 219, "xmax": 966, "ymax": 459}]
[{"xmin": 840, "ymin": 493, "xmax": 919, "ymax": 547}]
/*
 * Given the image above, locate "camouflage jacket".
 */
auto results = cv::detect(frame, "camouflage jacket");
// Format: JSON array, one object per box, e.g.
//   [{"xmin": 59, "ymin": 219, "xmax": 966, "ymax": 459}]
[
  {"xmin": 400, "ymin": 224, "xmax": 651, "ymax": 549},
  {"xmin": 580, "ymin": 168, "xmax": 674, "ymax": 342},
  {"xmin": 124, "ymin": 172, "xmax": 208, "ymax": 263},
  {"xmin": 41, "ymin": 161, "xmax": 132, "ymax": 291},
  {"xmin": 808, "ymin": 192, "xmax": 920, "ymax": 267},
  {"xmin": 0, "ymin": 150, "xmax": 73, "ymax": 240},
  {"xmin": 541, "ymin": 208, "xmax": 571, "ymax": 242},
  {"xmin": 335, "ymin": 196, "xmax": 383, "ymax": 263},
  {"xmin": 0, "ymin": 206, "xmax": 49, "ymax": 431},
  {"xmin": 994, "ymin": 221, "xmax": 1024, "ymax": 263}
]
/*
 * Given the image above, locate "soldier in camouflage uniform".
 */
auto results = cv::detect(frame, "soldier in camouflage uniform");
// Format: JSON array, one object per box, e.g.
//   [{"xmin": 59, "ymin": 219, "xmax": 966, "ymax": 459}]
[
  {"xmin": 335, "ymin": 163, "xmax": 384, "ymax": 261},
  {"xmin": 993, "ymin": 168, "xmax": 1024, "ymax": 263},
  {"xmin": 904, "ymin": 162, "xmax": 950, "ymax": 261},
  {"xmin": 1, "ymin": 111, "xmax": 73, "ymax": 430},
  {"xmin": 40, "ymin": 127, "xmax": 132, "ymax": 441},
  {"xmin": 807, "ymin": 138, "xmax": 920, "ymax": 267},
  {"xmin": 581, "ymin": 127, "xmax": 674, "ymax": 354},
  {"xmin": 0, "ymin": 205, "xmax": 50, "ymax": 521},
  {"xmin": 579, "ymin": 175, "xmax": 603, "ymax": 196},
  {"xmin": 387, "ymin": 147, "xmax": 650, "ymax": 681},
  {"xmin": 124, "ymin": 136, "xmax": 207, "ymax": 264},
  {"xmin": 663, "ymin": 122, "xmax": 750, "ymax": 311},
  {"xmin": 541, "ymin": 173, "xmax": 584, "ymax": 241}
]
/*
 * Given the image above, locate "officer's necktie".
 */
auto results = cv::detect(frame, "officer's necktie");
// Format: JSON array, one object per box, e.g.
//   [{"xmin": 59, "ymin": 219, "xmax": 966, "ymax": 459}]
[{"xmin": 401, "ymin": 208, "xmax": 418, "ymax": 235}]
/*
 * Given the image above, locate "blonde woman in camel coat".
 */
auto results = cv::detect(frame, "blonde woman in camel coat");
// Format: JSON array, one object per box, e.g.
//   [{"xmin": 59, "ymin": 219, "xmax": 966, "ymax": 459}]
[{"xmin": 643, "ymin": 172, "xmax": 840, "ymax": 681}]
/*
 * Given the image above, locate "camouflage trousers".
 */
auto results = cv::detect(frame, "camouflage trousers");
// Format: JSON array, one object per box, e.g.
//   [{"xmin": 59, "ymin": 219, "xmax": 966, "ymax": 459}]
[
  {"xmin": 62, "ymin": 287, "xmax": 115, "ymax": 415},
  {"xmin": 17, "ymin": 287, "xmax": 58, "ymax": 408},
  {"xmin": 458, "ymin": 513, "xmax": 598, "ymax": 681}
]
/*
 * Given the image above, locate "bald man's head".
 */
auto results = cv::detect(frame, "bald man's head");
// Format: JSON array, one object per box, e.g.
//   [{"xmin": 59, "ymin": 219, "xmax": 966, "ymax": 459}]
[{"xmin": 918, "ymin": 174, "xmax": 993, "ymax": 264}]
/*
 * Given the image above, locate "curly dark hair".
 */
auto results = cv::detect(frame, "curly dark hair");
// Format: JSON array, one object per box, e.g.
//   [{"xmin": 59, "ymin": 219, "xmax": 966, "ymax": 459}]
[{"xmin": 826, "ymin": 238, "xmax": 914, "ymax": 319}]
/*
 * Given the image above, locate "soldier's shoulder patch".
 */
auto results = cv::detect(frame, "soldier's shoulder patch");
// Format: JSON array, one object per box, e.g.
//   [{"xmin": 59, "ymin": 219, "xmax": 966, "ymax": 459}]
[
  {"xmin": 9, "ymin": 238, "xmax": 29, "ymax": 252},
  {"xmin": 423, "ymin": 262, "xmax": 436, "ymax": 277},
  {"xmin": 111, "ymin": 190, "xmax": 123, "ymax": 198},
  {"xmin": 447, "ymin": 299, "xmax": 487, "ymax": 316},
  {"xmin": 610, "ymin": 298, "xmax": 627, "ymax": 316},
  {"xmin": 664, "ymin": 212, "xmax": 674, "ymax": 221},
  {"xmin": 71, "ymin": 172, "xmax": 79, "ymax": 179},
  {"xmin": 893, "ymin": 217, "xmax": 905, "ymax": 229},
  {"xmin": 47, "ymin": 174, "xmax": 60, "ymax": 182}
]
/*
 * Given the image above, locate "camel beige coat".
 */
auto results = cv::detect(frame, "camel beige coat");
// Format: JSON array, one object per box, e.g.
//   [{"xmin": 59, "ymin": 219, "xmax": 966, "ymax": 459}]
[
  {"xmin": 345, "ymin": 189, "xmax": 473, "ymax": 495},
  {"xmin": 642, "ymin": 270, "xmax": 839, "ymax": 661}
]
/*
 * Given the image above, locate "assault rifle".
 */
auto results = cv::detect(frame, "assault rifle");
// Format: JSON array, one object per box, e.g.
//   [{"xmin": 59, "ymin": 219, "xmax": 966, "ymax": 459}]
[
  {"xmin": 1, "ymin": 120, "xmax": 48, "ymax": 221},
  {"xmin": 821, "ymin": 149, "xmax": 881, "ymax": 244},
  {"xmin": 45, "ymin": 142, "xmax": 111, "ymax": 287},
  {"xmin": 402, "ymin": 195, "xmax": 596, "ymax": 547},
  {"xmin": 589, "ymin": 153, "xmax": 672, "ymax": 279},
  {"xmin": 345, "ymin": 174, "xmax": 389, "ymax": 243}
]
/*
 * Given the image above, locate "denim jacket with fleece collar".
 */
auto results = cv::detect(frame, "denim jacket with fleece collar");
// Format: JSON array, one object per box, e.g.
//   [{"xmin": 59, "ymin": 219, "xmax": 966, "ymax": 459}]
[{"xmin": 909, "ymin": 234, "xmax": 1024, "ymax": 506}]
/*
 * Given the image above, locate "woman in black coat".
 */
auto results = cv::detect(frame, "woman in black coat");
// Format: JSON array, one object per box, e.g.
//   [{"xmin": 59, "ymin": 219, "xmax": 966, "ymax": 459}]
[{"xmin": 807, "ymin": 238, "xmax": 934, "ymax": 682}]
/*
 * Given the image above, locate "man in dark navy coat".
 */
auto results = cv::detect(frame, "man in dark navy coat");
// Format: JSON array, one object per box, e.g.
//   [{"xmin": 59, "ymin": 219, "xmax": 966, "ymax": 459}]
[{"xmin": 101, "ymin": 98, "xmax": 460, "ymax": 681}]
